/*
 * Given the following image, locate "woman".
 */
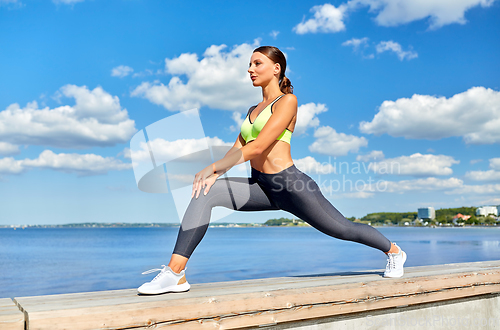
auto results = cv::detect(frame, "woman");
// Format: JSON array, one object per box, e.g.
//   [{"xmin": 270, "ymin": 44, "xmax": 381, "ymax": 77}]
[{"xmin": 138, "ymin": 46, "xmax": 406, "ymax": 295}]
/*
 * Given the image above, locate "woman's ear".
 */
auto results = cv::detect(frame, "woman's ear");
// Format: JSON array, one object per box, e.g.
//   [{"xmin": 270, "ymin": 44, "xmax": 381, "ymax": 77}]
[{"xmin": 274, "ymin": 63, "xmax": 281, "ymax": 75}]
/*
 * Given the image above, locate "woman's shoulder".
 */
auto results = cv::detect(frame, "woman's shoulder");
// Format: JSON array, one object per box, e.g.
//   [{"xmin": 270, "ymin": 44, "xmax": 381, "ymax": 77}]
[
  {"xmin": 281, "ymin": 93, "xmax": 297, "ymax": 102},
  {"xmin": 273, "ymin": 94, "xmax": 297, "ymax": 117},
  {"xmin": 277, "ymin": 93, "xmax": 297, "ymax": 109}
]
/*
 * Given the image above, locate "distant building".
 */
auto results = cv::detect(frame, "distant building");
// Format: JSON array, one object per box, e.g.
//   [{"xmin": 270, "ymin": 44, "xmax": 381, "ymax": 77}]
[
  {"xmin": 418, "ymin": 207, "xmax": 435, "ymax": 220},
  {"xmin": 476, "ymin": 206, "xmax": 498, "ymax": 217},
  {"xmin": 452, "ymin": 213, "xmax": 471, "ymax": 225},
  {"xmin": 453, "ymin": 213, "xmax": 471, "ymax": 221}
]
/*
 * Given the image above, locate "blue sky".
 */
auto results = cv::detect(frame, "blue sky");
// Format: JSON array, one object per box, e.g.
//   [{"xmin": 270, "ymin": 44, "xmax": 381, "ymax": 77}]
[{"xmin": 1, "ymin": 0, "xmax": 499, "ymax": 225}]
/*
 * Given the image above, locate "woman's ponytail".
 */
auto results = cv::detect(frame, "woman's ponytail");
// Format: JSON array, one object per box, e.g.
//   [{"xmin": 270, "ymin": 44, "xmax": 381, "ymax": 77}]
[{"xmin": 280, "ymin": 75, "xmax": 293, "ymax": 94}]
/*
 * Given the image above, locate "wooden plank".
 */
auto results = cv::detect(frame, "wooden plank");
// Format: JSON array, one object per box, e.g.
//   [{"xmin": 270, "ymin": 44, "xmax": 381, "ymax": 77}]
[
  {"xmin": 15, "ymin": 260, "xmax": 500, "ymax": 312},
  {"xmin": 148, "ymin": 286, "xmax": 500, "ymax": 330},
  {"xmin": 0, "ymin": 298, "xmax": 24, "ymax": 330},
  {"xmin": 18, "ymin": 282, "xmax": 500, "ymax": 330},
  {"xmin": 13, "ymin": 264, "xmax": 498, "ymax": 316},
  {"xmin": 14, "ymin": 261, "xmax": 500, "ymax": 330}
]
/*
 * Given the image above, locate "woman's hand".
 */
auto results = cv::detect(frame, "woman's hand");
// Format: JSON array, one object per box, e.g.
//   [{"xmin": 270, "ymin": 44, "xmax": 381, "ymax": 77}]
[{"xmin": 191, "ymin": 165, "xmax": 218, "ymax": 199}]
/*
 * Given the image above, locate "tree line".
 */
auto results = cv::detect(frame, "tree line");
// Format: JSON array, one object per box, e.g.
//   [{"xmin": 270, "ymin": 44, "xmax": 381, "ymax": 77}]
[{"xmin": 264, "ymin": 206, "xmax": 498, "ymax": 226}]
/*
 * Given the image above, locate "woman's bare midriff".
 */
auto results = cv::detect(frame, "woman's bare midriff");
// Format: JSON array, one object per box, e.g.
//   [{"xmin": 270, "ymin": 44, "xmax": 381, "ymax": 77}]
[{"xmin": 250, "ymin": 139, "xmax": 294, "ymax": 174}]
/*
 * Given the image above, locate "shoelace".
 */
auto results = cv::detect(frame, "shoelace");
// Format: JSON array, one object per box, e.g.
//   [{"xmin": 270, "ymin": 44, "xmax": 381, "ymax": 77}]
[
  {"xmin": 386, "ymin": 253, "xmax": 396, "ymax": 270},
  {"xmin": 142, "ymin": 265, "xmax": 168, "ymax": 282}
]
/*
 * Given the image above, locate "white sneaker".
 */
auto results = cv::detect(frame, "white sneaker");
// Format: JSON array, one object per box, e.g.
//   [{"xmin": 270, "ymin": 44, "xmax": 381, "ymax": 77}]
[
  {"xmin": 138, "ymin": 265, "xmax": 190, "ymax": 295},
  {"xmin": 384, "ymin": 243, "xmax": 407, "ymax": 278}
]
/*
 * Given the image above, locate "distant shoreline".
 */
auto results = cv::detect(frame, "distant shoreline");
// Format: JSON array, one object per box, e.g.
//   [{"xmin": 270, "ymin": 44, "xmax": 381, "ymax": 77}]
[{"xmin": 3, "ymin": 206, "xmax": 498, "ymax": 229}]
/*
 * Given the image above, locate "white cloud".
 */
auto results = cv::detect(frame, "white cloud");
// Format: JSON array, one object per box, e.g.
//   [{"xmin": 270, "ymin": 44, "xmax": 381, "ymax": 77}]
[
  {"xmin": 446, "ymin": 183, "xmax": 500, "ymax": 195},
  {"xmin": 23, "ymin": 150, "xmax": 131, "ymax": 176},
  {"xmin": 320, "ymin": 173, "xmax": 500, "ymax": 198},
  {"xmin": 293, "ymin": 3, "xmax": 348, "ymax": 34},
  {"xmin": 130, "ymin": 137, "xmax": 232, "ymax": 164},
  {"xmin": 295, "ymin": 1, "xmax": 495, "ymax": 33},
  {"xmin": 0, "ymin": 150, "xmax": 130, "ymax": 176},
  {"xmin": 343, "ymin": 38, "xmax": 416, "ymax": 60},
  {"xmin": 357, "ymin": 152, "xmax": 459, "ymax": 176},
  {"xmin": 470, "ymin": 159, "xmax": 483, "ymax": 165},
  {"xmin": 0, "ymin": 85, "xmax": 136, "ymax": 148},
  {"xmin": 368, "ymin": 153, "xmax": 460, "ymax": 176},
  {"xmin": 318, "ymin": 176, "xmax": 464, "ymax": 196},
  {"xmin": 339, "ymin": 191, "xmax": 374, "ymax": 199},
  {"xmin": 347, "ymin": 0, "xmax": 495, "ymax": 29},
  {"xmin": 342, "ymin": 37, "xmax": 369, "ymax": 51},
  {"xmin": 376, "ymin": 41, "xmax": 418, "ymax": 61},
  {"xmin": 0, "ymin": 157, "xmax": 25, "ymax": 174},
  {"xmin": 111, "ymin": 65, "xmax": 134, "ymax": 78},
  {"xmin": 309, "ymin": 126, "xmax": 368, "ymax": 156},
  {"xmin": 0, "ymin": 0, "xmax": 23, "ymax": 7},
  {"xmin": 356, "ymin": 150, "xmax": 384, "ymax": 162},
  {"xmin": 53, "ymin": 0, "xmax": 84, "ymax": 4},
  {"xmin": 0, "ymin": 142, "xmax": 20, "ymax": 156},
  {"xmin": 295, "ymin": 103, "xmax": 328, "ymax": 135},
  {"xmin": 270, "ymin": 30, "xmax": 280, "ymax": 39},
  {"xmin": 320, "ymin": 183, "xmax": 375, "ymax": 198},
  {"xmin": 359, "ymin": 87, "xmax": 500, "ymax": 144},
  {"xmin": 132, "ymin": 69, "xmax": 155, "ymax": 78},
  {"xmin": 490, "ymin": 158, "xmax": 500, "ymax": 170},
  {"xmin": 131, "ymin": 41, "xmax": 262, "ymax": 112},
  {"xmin": 477, "ymin": 197, "xmax": 500, "ymax": 205},
  {"xmin": 368, "ymin": 177, "xmax": 464, "ymax": 193},
  {"xmin": 230, "ymin": 111, "xmax": 246, "ymax": 132},
  {"xmin": 293, "ymin": 156, "xmax": 336, "ymax": 174},
  {"xmin": 465, "ymin": 157, "xmax": 500, "ymax": 181},
  {"xmin": 120, "ymin": 147, "xmax": 131, "ymax": 160},
  {"xmin": 465, "ymin": 170, "xmax": 500, "ymax": 181}
]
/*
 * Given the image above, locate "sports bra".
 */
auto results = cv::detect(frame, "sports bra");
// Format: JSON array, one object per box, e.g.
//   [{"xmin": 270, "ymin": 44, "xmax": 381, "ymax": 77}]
[{"xmin": 240, "ymin": 94, "xmax": 293, "ymax": 144}]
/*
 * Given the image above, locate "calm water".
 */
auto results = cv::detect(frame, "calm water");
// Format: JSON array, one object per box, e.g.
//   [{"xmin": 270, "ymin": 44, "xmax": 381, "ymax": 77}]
[{"xmin": 1, "ymin": 226, "xmax": 499, "ymax": 298}]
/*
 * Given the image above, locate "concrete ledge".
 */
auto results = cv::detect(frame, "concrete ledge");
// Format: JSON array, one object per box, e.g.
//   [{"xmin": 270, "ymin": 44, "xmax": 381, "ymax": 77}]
[
  {"xmin": 263, "ymin": 293, "xmax": 500, "ymax": 330},
  {"xmin": 12, "ymin": 260, "xmax": 500, "ymax": 329},
  {"xmin": 0, "ymin": 298, "xmax": 24, "ymax": 330}
]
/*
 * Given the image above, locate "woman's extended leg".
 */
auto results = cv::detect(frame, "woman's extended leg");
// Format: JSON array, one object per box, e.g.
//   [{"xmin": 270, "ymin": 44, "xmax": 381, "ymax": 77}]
[
  {"xmin": 258, "ymin": 165, "xmax": 392, "ymax": 252},
  {"xmin": 256, "ymin": 165, "xmax": 406, "ymax": 277},
  {"xmin": 170, "ymin": 176, "xmax": 280, "ymax": 268}
]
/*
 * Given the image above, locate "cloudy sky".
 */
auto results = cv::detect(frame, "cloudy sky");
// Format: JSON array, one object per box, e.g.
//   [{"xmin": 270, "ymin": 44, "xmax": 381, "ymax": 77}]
[{"xmin": 1, "ymin": 0, "xmax": 499, "ymax": 225}]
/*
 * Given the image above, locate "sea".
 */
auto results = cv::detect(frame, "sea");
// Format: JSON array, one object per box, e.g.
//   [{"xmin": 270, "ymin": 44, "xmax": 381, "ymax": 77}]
[{"xmin": 1, "ymin": 226, "xmax": 499, "ymax": 299}]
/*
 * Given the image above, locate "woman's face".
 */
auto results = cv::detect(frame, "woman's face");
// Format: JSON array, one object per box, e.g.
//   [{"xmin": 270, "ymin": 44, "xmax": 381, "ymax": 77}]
[{"xmin": 248, "ymin": 52, "xmax": 280, "ymax": 87}]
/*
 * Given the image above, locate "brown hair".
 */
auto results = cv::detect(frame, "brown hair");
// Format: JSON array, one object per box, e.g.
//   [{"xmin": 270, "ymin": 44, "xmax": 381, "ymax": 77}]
[{"xmin": 253, "ymin": 46, "xmax": 293, "ymax": 94}]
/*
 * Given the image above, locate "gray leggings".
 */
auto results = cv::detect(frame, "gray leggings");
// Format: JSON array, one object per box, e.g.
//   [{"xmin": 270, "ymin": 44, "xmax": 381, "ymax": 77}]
[{"xmin": 173, "ymin": 164, "xmax": 392, "ymax": 258}]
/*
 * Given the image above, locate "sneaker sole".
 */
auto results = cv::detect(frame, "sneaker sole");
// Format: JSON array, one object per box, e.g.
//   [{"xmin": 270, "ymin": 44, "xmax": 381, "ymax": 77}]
[
  {"xmin": 138, "ymin": 282, "xmax": 191, "ymax": 295},
  {"xmin": 384, "ymin": 251, "xmax": 407, "ymax": 278}
]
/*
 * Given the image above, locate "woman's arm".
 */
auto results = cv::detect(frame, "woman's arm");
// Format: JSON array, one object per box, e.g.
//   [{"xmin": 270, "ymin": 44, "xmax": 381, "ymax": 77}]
[
  {"xmin": 191, "ymin": 133, "xmax": 247, "ymax": 198},
  {"xmin": 246, "ymin": 94, "xmax": 297, "ymax": 154},
  {"xmin": 211, "ymin": 133, "xmax": 246, "ymax": 179}
]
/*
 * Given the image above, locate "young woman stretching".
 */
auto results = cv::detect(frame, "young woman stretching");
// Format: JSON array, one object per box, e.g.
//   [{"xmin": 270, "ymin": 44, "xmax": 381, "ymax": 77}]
[{"xmin": 138, "ymin": 46, "xmax": 407, "ymax": 295}]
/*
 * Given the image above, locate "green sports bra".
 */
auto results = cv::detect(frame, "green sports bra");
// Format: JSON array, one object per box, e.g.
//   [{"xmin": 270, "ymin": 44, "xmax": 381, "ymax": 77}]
[{"xmin": 240, "ymin": 94, "xmax": 292, "ymax": 144}]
